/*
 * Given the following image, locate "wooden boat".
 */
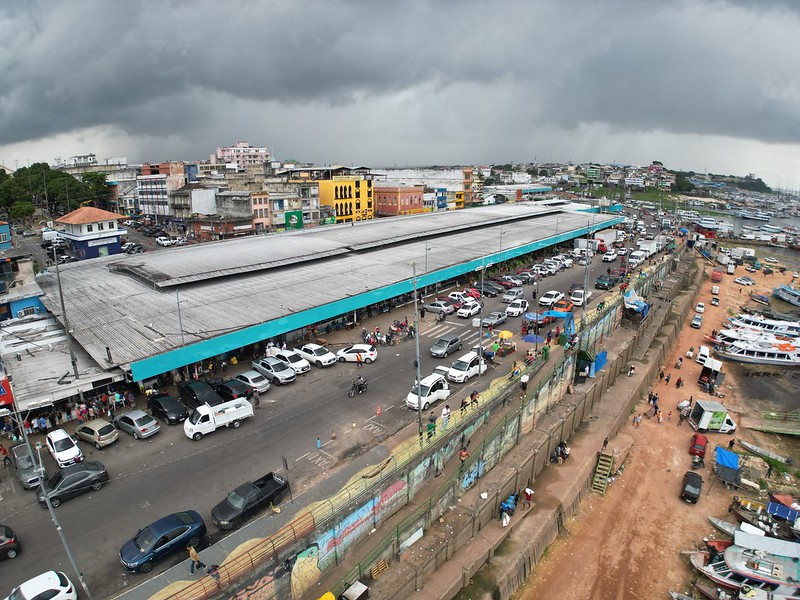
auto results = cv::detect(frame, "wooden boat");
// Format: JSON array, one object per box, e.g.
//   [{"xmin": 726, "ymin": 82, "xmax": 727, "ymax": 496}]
[
  {"xmin": 706, "ymin": 538, "xmax": 734, "ymax": 553},
  {"xmin": 738, "ymin": 440, "xmax": 794, "ymax": 466},
  {"xmin": 724, "ymin": 545, "xmax": 800, "ymax": 588},
  {"xmin": 694, "ymin": 581, "xmax": 735, "ymax": 599},
  {"xmin": 669, "ymin": 591, "xmax": 694, "ymax": 600},
  {"xmin": 749, "ymin": 293, "xmax": 772, "ymax": 306},
  {"xmin": 689, "ymin": 550, "xmax": 779, "ymax": 591},
  {"xmin": 769, "ymin": 493, "xmax": 800, "ymax": 511},
  {"xmin": 738, "ymin": 584, "xmax": 800, "ymax": 599},
  {"xmin": 710, "ymin": 516, "xmax": 738, "ymax": 536}
]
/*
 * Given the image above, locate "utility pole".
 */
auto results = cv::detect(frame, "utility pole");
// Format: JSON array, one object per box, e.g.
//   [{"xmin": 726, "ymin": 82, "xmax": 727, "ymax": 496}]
[
  {"xmin": 412, "ymin": 264, "xmax": 423, "ymax": 447},
  {"xmin": 53, "ymin": 246, "xmax": 79, "ymax": 380}
]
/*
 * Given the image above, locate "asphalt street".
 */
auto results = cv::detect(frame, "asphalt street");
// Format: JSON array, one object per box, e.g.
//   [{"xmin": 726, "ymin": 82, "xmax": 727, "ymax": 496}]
[{"xmin": 0, "ymin": 222, "xmax": 645, "ymax": 597}]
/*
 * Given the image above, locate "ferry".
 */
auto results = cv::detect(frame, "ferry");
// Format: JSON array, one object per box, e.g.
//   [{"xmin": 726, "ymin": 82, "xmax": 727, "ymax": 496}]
[
  {"xmin": 761, "ymin": 224, "xmax": 783, "ymax": 234},
  {"xmin": 737, "ymin": 210, "xmax": 771, "ymax": 222},
  {"xmin": 773, "ymin": 284, "xmax": 800, "ymax": 308},
  {"xmin": 705, "ymin": 328, "xmax": 795, "ymax": 345},
  {"xmin": 715, "ymin": 339, "xmax": 800, "ymax": 366},
  {"xmin": 726, "ymin": 313, "xmax": 800, "ymax": 337}
]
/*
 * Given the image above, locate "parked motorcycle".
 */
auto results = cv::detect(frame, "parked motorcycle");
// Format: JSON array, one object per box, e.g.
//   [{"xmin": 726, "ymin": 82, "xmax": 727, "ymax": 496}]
[{"xmin": 691, "ymin": 455, "xmax": 705, "ymax": 470}]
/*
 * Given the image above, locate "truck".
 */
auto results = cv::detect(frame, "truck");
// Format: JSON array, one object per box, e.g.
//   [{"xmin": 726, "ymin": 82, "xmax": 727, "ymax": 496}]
[
  {"xmin": 698, "ymin": 358, "xmax": 725, "ymax": 390},
  {"xmin": 574, "ymin": 238, "xmax": 603, "ymax": 253},
  {"xmin": 594, "ymin": 274, "xmax": 617, "ymax": 290},
  {"xmin": 184, "ymin": 398, "xmax": 254, "ymax": 440},
  {"xmin": 594, "ymin": 229, "xmax": 618, "ymax": 246},
  {"xmin": 688, "ymin": 399, "xmax": 736, "ymax": 434},
  {"xmin": 628, "ymin": 250, "xmax": 646, "ymax": 268},
  {"xmin": 639, "ymin": 240, "xmax": 659, "ymax": 258},
  {"xmin": 730, "ymin": 247, "xmax": 755, "ymax": 260},
  {"xmin": 711, "ymin": 268, "xmax": 723, "ymax": 282},
  {"xmin": 211, "ymin": 472, "xmax": 290, "ymax": 529},
  {"xmin": 716, "ymin": 253, "xmax": 730, "ymax": 266},
  {"xmin": 41, "ymin": 228, "xmax": 63, "ymax": 243}
]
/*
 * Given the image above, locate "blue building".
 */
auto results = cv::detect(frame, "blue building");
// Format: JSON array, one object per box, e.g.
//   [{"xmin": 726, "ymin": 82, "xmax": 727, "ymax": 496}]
[
  {"xmin": 54, "ymin": 207, "xmax": 127, "ymax": 259},
  {"xmin": 0, "ymin": 221, "xmax": 11, "ymax": 252}
]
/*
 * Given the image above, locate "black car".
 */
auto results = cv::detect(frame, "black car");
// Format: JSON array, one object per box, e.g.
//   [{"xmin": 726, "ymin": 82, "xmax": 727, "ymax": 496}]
[
  {"xmin": 147, "ymin": 393, "xmax": 189, "ymax": 425},
  {"xmin": 119, "ymin": 510, "xmax": 206, "ymax": 573},
  {"xmin": 214, "ymin": 379, "xmax": 254, "ymax": 402},
  {"xmin": 37, "ymin": 462, "xmax": 109, "ymax": 508},
  {"xmin": 568, "ymin": 282, "xmax": 584, "ymax": 296},
  {"xmin": 680, "ymin": 471, "xmax": 703, "ymax": 503},
  {"xmin": 178, "ymin": 381, "xmax": 225, "ymax": 410},
  {"xmin": 0, "ymin": 524, "xmax": 20, "ymax": 560},
  {"xmin": 476, "ymin": 283, "xmax": 500, "ymax": 297}
]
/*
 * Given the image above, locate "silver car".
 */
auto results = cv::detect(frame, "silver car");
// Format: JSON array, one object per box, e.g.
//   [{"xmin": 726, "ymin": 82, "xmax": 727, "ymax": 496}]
[
  {"xmin": 114, "ymin": 410, "xmax": 161, "ymax": 440},
  {"xmin": 234, "ymin": 370, "xmax": 271, "ymax": 393},
  {"xmin": 11, "ymin": 443, "xmax": 43, "ymax": 489},
  {"xmin": 252, "ymin": 357, "xmax": 297, "ymax": 385}
]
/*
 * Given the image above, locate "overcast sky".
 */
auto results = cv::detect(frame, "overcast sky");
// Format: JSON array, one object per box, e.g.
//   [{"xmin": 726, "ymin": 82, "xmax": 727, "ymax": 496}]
[{"xmin": 1, "ymin": 0, "xmax": 799, "ymax": 188}]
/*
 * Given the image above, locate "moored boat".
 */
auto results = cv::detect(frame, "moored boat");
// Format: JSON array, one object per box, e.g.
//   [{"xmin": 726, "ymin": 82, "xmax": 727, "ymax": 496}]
[
  {"xmin": 749, "ymin": 293, "xmax": 771, "ymax": 306},
  {"xmin": 725, "ymin": 314, "xmax": 800, "ymax": 337},
  {"xmin": 689, "ymin": 550, "xmax": 779, "ymax": 591},
  {"xmin": 694, "ymin": 581, "xmax": 735, "ymax": 599},
  {"xmin": 738, "ymin": 440, "xmax": 793, "ymax": 466},
  {"xmin": 724, "ymin": 544, "xmax": 800, "ymax": 588},
  {"xmin": 715, "ymin": 339, "xmax": 800, "ymax": 366},
  {"xmin": 773, "ymin": 284, "xmax": 800, "ymax": 308},
  {"xmin": 710, "ymin": 516, "xmax": 738, "ymax": 537}
]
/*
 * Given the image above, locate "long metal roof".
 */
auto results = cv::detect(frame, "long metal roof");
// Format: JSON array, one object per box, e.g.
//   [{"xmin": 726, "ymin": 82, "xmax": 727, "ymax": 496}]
[{"xmin": 34, "ymin": 203, "xmax": 620, "ymax": 380}]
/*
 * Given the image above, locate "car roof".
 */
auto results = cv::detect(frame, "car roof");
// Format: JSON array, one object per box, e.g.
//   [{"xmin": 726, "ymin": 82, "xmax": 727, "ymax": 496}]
[
  {"xmin": 237, "ymin": 370, "xmax": 264, "ymax": 379},
  {"xmin": 17, "ymin": 571, "xmax": 65, "ymax": 595},
  {"xmin": 146, "ymin": 510, "xmax": 201, "ymax": 534},
  {"xmin": 419, "ymin": 373, "xmax": 446, "ymax": 385},
  {"xmin": 47, "ymin": 428, "xmax": 70, "ymax": 441},
  {"xmin": 436, "ymin": 333, "xmax": 461, "ymax": 343},
  {"xmin": 456, "ymin": 351, "xmax": 479, "ymax": 361},
  {"xmin": 82, "ymin": 419, "xmax": 113, "ymax": 429},
  {"xmin": 121, "ymin": 409, "xmax": 149, "ymax": 419}
]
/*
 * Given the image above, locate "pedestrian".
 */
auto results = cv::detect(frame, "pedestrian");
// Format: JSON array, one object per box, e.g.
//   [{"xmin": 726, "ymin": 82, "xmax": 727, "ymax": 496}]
[
  {"xmin": 253, "ymin": 388, "xmax": 261, "ymax": 409},
  {"xmin": 628, "ymin": 364, "xmax": 636, "ymax": 377},
  {"xmin": 206, "ymin": 564, "xmax": 222, "ymax": 589},
  {"xmin": 659, "ymin": 370, "xmax": 665, "ymax": 382},
  {"xmin": 1, "ymin": 444, "xmax": 10, "ymax": 468},
  {"xmin": 632, "ymin": 414, "xmax": 637, "ymax": 426},
  {"xmin": 460, "ymin": 396, "xmax": 469, "ymax": 417},
  {"xmin": 222, "ymin": 360, "xmax": 228, "ymax": 373},
  {"xmin": 728, "ymin": 439, "xmax": 735, "ymax": 451},
  {"xmin": 546, "ymin": 331, "xmax": 552, "ymax": 346},
  {"xmin": 635, "ymin": 415, "xmax": 642, "ymax": 428},
  {"xmin": 426, "ymin": 418, "xmax": 436, "ymax": 441},
  {"xmin": 508, "ymin": 361, "xmax": 519, "ymax": 380},
  {"xmin": 766, "ymin": 464, "xmax": 773, "ymax": 478},
  {"xmin": 523, "ymin": 487, "xmax": 534, "ymax": 509},
  {"xmin": 664, "ymin": 373, "xmax": 671, "ymax": 385},
  {"xmin": 458, "ymin": 446, "xmax": 470, "ymax": 475},
  {"xmin": 668, "ymin": 410, "xmax": 672, "ymax": 420},
  {"xmin": 188, "ymin": 545, "xmax": 204, "ymax": 574},
  {"xmin": 420, "ymin": 307, "xmax": 426, "ymax": 321},
  {"xmin": 470, "ymin": 390, "xmax": 480, "ymax": 410},
  {"xmin": 356, "ymin": 353, "xmax": 363, "ymax": 368},
  {"xmin": 555, "ymin": 325, "xmax": 560, "ymax": 339},
  {"xmin": 316, "ymin": 437, "xmax": 322, "ymax": 450},
  {"xmin": 520, "ymin": 373, "xmax": 529, "ymax": 393},
  {"xmin": 441, "ymin": 405, "xmax": 450, "ymax": 430},
  {"xmin": 37, "ymin": 415, "xmax": 47, "ymax": 434},
  {"xmin": 657, "ymin": 410, "xmax": 663, "ymax": 424},
  {"xmin": 601, "ymin": 437, "xmax": 608, "ymax": 452},
  {"xmin": 678, "ymin": 411, "xmax": 685, "ymax": 426}
]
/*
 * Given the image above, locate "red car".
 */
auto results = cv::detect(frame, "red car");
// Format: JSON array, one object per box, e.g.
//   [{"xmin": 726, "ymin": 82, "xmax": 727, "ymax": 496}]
[
  {"xmin": 436, "ymin": 297, "xmax": 460, "ymax": 310},
  {"xmin": 689, "ymin": 433, "xmax": 707, "ymax": 458},
  {"xmin": 463, "ymin": 288, "xmax": 482, "ymax": 299},
  {"xmin": 490, "ymin": 277, "xmax": 514, "ymax": 289}
]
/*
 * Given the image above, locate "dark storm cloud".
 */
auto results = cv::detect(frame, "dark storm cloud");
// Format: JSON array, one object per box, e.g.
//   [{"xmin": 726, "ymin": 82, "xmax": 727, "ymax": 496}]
[{"xmin": 1, "ymin": 0, "xmax": 799, "ymax": 161}]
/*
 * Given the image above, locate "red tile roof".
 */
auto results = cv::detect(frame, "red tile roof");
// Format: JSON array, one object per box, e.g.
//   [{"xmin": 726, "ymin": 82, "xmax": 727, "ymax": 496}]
[{"xmin": 55, "ymin": 207, "xmax": 126, "ymax": 225}]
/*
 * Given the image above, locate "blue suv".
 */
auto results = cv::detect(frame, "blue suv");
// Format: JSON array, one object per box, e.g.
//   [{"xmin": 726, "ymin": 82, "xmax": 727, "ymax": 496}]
[{"xmin": 119, "ymin": 510, "xmax": 206, "ymax": 573}]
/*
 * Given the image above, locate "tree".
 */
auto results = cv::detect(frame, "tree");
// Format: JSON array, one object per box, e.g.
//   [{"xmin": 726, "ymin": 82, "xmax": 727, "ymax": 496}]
[
  {"xmin": 527, "ymin": 167, "xmax": 539, "ymax": 177},
  {"xmin": 671, "ymin": 172, "xmax": 695, "ymax": 193},
  {"xmin": 81, "ymin": 172, "xmax": 111, "ymax": 208},
  {"xmin": 10, "ymin": 200, "xmax": 35, "ymax": 220}
]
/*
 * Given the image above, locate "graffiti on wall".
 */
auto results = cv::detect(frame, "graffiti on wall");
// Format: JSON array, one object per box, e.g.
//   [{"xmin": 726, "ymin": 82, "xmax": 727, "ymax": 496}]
[
  {"xmin": 408, "ymin": 456, "xmax": 434, "ymax": 500},
  {"xmin": 226, "ymin": 560, "xmax": 290, "ymax": 600},
  {"xmin": 290, "ymin": 544, "xmax": 321, "ymax": 598},
  {"xmin": 461, "ymin": 458, "xmax": 486, "ymax": 490}
]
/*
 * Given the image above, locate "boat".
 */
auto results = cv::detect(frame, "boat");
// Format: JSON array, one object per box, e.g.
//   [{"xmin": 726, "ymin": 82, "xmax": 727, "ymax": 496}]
[
  {"xmin": 711, "ymin": 516, "xmax": 739, "ymax": 537},
  {"xmin": 729, "ymin": 501, "xmax": 797, "ymax": 542},
  {"xmin": 689, "ymin": 550, "xmax": 779, "ymax": 591},
  {"xmin": 707, "ymin": 538, "xmax": 735, "ymax": 553},
  {"xmin": 725, "ymin": 314, "xmax": 800, "ymax": 337},
  {"xmin": 738, "ymin": 440, "xmax": 794, "ymax": 466},
  {"xmin": 769, "ymin": 493, "xmax": 799, "ymax": 511},
  {"xmin": 749, "ymin": 293, "xmax": 771, "ymax": 307},
  {"xmin": 724, "ymin": 545, "xmax": 800, "ymax": 588},
  {"xmin": 738, "ymin": 584, "xmax": 800, "ymax": 598},
  {"xmin": 669, "ymin": 591, "xmax": 694, "ymax": 600},
  {"xmin": 761, "ymin": 225, "xmax": 783, "ymax": 234},
  {"xmin": 705, "ymin": 329, "xmax": 794, "ymax": 346},
  {"xmin": 694, "ymin": 581, "xmax": 735, "ymax": 599},
  {"xmin": 715, "ymin": 339, "xmax": 800, "ymax": 366},
  {"xmin": 773, "ymin": 285, "xmax": 800, "ymax": 308}
]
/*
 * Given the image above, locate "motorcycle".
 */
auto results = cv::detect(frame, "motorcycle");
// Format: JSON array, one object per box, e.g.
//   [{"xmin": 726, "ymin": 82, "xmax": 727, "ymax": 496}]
[
  {"xmin": 348, "ymin": 379, "xmax": 368, "ymax": 398},
  {"xmin": 435, "ymin": 312, "xmax": 446, "ymax": 323},
  {"xmin": 691, "ymin": 455, "xmax": 705, "ymax": 470}
]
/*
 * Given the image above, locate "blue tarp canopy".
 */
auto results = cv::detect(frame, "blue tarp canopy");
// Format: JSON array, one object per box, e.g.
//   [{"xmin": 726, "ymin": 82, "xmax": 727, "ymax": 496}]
[
  {"xmin": 767, "ymin": 502, "xmax": 799, "ymax": 524},
  {"xmin": 623, "ymin": 289, "xmax": 649, "ymax": 314},
  {"xmin": 715, "ymin": 446, "xmax": 739, "ymax": 470},
  {"xmin": 541, "ymin": 310, "xmax": 575, "ymax": 334}
]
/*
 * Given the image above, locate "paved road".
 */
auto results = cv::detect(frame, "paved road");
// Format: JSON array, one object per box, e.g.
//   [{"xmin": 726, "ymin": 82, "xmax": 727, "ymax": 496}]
[{"xmin": 1, "ymin": 229, "xmax": 636, "ymax": 597}]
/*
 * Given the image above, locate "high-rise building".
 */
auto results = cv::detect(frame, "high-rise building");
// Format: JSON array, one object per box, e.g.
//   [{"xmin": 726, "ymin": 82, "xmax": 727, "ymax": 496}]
[{"xmin": 211, "ymin": 141, "xmax": 271, "ymax": 170}]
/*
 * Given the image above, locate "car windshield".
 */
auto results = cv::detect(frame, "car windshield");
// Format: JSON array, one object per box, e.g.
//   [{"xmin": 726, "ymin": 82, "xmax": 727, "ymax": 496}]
[
  {"xmin": 275, "ymin": 362, "xmax": 293, "ymax": 373},
  {"xmin": 433, "ymin": 340, "xmax": 447, "ymax": 349},
  {"xmin": 54, "ymin": 438, "xmax": 75, "ymax": 452},
  {"xmin": 16, "ymin": 453, "xmax": 34, "ymax": 470},
  {"xmin": 226, "ymin": 490, "xmax": 247, "ymax": 510},
  {"xmin": 312, "ymin": 347, "xmax": 327, "ymax": 356},
  {"xmin": 684, "ymin": 479, "xmax": 702, "ymax": 495},
  {"xmin": 98, "ymin": 424, "xmax": 116, "ymax": 436},
  {"xmin": 286, "ymin": 354, "xmax": 302, "ymax": 364},
  {"xmin": 188, "ymin": 410, "xmax": 201, "ymax": 425},
  {"xmin": 452, "ymin": 360, "xmax": 469, "ymax": 371},
  {"xmin": 134, "ymin": 526, "xmax": 157, "ymax": 552}
]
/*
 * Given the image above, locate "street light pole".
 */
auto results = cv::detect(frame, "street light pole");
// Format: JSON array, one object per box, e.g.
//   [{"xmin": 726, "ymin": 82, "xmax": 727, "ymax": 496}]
[
  {"xmin": 53, "ymin": 246, "xmax": 79, "ymax": 380},
  {"xmin": 477, "ymin": 255, "xmax": 486, "ymax": 380},
  {"xmin": 412, "ymin": 263, "xmax": 424, "ymax": 447}
]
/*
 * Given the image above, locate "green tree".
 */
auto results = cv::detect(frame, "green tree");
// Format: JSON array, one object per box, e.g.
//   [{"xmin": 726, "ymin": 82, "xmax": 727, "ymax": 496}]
[
  {"xmin": 81, "ymin": 172, "xmax": 111, "ymax": 207},
  {"xmin": 672, "ymin": 172, "xmax": 695, "ymax": 193},
  {"xmin": 527, "ymin": 167, "xmax": 539, "ymax": 177},
  {"xmin": 10, "ymin": 200, "xmax": 35, "ymax": 220}
]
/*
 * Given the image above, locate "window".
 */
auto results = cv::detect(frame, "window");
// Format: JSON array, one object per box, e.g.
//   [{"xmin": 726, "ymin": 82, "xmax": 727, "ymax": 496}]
[
  {"xmin": 86, "ymin": 224, "xmax": 94, "ymax": 232},
  {"xmin": 108, "ymin": 221, "xmax": 116, "ymax": 229},
  {"xmin": 97, "ymin": 222, "xmax": 105, "ymax": 231},
  {"xmin": 0, "ymin": 233, "xmax": 7, "ymax": 243}
]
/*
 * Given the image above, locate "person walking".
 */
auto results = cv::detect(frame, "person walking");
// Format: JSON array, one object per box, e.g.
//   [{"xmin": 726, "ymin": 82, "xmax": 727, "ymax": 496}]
[
  {"xmin": 253, "ymin": 388, "xmax": 261, "ymax": 409},
  {"xmin": 546, "ymin": 331, "xmax": 552, "ymax": 346},
  {"xmin": 37, "ymin": 415, "xmax": 48, "ymax": 435},
  {"xmin": 728, "ymin": 439, "xmax": 735, "ymax": 451},
  {"xmin": 441, "ymin": 405, "xmax": 450, "ymax": 430},
  {"xmin": 469, "ymin": 390, "xmax": 480, "ymax": 410},
  {"xmin": 420, "ymin": 307, "xmax": 426, "ymax": 321},
  {"xmin": 426, "ymin": 413, "xmax": 436, "ymax": 441},
  {"xmin": 1, "ymin": 444, "xmax": 10, "ymax": 468},
  {"xmin": 601, "ymin": 437, "xmax": 609, "ymax": 452},
  {"xmin": 522, "ymin": 487, "xmax": 534, "ymax": 509},
  {"xmin": 206, "ymin": 564, "xmax": 222, "ymax": 589},
  {"xmin": 460, "ymin": 396, "xmax": 469, "ymax": 417},
  {"xmin": 659, "ymin": 370, "xmax": 665, "ymax": 382},
  {"xmin": 520, "ymin": 373, "xmax": 529, "ymax": 393},
  {"xmin": 356, "ymin": 353, "xmax": 363, "ymax": 368},
  {"xmin": 188, "ymin": 545, "xmax": 204, "ymax": 574},
  {"xmin": 675, "ymin": 377, "xmax": 682, "ymax": 388},
  {"xmin": 664, "ymin": 373, "xmax": 671, "ymax": 385}
]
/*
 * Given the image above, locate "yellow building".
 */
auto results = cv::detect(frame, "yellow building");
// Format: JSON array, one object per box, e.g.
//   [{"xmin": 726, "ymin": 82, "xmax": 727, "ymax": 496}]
[{"xmin": 318, "ymin": 176, "xmax": 374, "ymax": 223}]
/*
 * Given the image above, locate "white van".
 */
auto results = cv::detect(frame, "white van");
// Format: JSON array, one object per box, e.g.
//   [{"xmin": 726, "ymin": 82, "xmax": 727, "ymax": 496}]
[
  {"xmin": 711, "ymin": 286, "xmax": 720, "ymax": 295},
  {"xmin": 406, "ymin": 373, "xmax": 451, "ymax": 411},
  {"xmin": 727, "ymin": 262, "xmax": 735, "ymax": 275},
  {"xmin": 184, "ymin": 398, "xmax": 254, "ymax": 440},
  {"xmin": 447, "ymin": 351, "xmax": 487, "ymax": 383},
  {"xmin": 695, "ymin": 345, "xmax": 710, "ymax": 365},
  {"xmin": 629, "ymin": 251, "xmax": 646, "ymax": 267}
]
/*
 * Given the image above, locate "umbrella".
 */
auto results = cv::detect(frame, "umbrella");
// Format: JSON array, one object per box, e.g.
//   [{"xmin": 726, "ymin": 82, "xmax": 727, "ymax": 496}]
[
  {"xmin": 522, "ymin": 334, "xmax": 544, "ymax": 343},
  {"xmin": 497, "ymin": 330, "xmax": 514, "ymax": 340},
  {"xmin": 524, "ymin": 312, "xmax": 544, "ymax": 322}
]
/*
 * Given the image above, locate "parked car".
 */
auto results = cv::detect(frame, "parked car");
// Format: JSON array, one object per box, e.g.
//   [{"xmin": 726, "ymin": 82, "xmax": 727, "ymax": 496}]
[
  {"xmin": 75, "ymin": 419, "xmax": 119, "ymax": 449},
  {"xmin": 690, "ymin": 314, "xmax": 703, "ymax": 329},
  {"xmin": 147, "ymin": 393, "xmax": 189, "ymax": 425},
  {"xmin": 501, "ymin": 288, "xmax": 524, "ymax": 303},
  {"xmin": 430, "ymin": 334, "xmax": 462, "ymax": 358},
  {"xmin": 155, "ymin": 236, "xmax": 173, "ymax": 247},
  {"xmin": 119, "ymin": 510, "xmax": 207, "ymax": 573},
  {"xmin": 234, "ymin": 370, "xmax": 272, "ymax": 394},
  {"xmin": 570, "ymin": 289, "xmax": 592, "ymax": 306},
  {"xmin": 446, "ymin": 351, "xmax": 487, "ymax": 383},
  {"xmin": 114, "ymin": 410, "xmax": 161, "ymax": 440},
  {"xmin": 214, "ymin": 379, "xmax": 255, "ymax": 401},
  {"xmin": 489, "ymin": 277, "xmax": 514, "ymax": 289},
  {"xmin": 710, "ymin": 297, "xmax": 720, "ymax": 307},
  {"xmin": 273, "ymin": 349, "xmax": 312, "ymax": 375},
  {"xmin": 689, "ymin": 433, "xmax": 708, "ymax": 458},
  {"xmin": 480, "ymin": 311, "xmax": 508, "ymax": 328},
  {"xmin": 211, "ymin": 472, "xmax": 289, "ymax": 530},
  {"xmin": 500, "ymin": 275, "xmax": 524, "ymax": 287},
  {"xmin": 405, "ymin": 373, "xmax": 451, "ymax": 410},
  {"xmin": 567, "ymin": 282, "xmax": 584, "ymax": 296},
  {"xmin": 424, "ymin": 300, "xmax": 455, "ymax": 314},
  {"xmin": 695, "ymin": 302, "xmax": 705, "ymax": 314},
  {"xmin": 462, "ymin": 287, "xmax": 482, "ymax": 299},
  {"xmin": 553, "ymin": 299, "xmax": 574, "ymax": 312},
  {"xmin": 252, "ymin": 357, "xmax": 297, "ymax": 385},
  {"xmin": 505, "ymin": 298, "xmax": 529, "ymax": 317},
  {"xmin": 293, "ymin": 343, "xmax": 337, "ymax": 367},
  {"xmin": 680, "ymin": 471, "xmax": 703, "ymax": 503},
  {"xmin": 45, "ymin": 429, "xmax": 84, "ymax": 468},
  {"xmin": 178, "ymin": 381, "xmax": 225, "ymax": 410},
  {"xmin": 10, "ymin": 443, "xmax": 43, "ymax": 489},
  {"xmin": 475, "ymin": 283, "xmax": 499, "ymax": 297},
  {"xmin": 602, "ymin": 251, "xmax": 617, "ymax": 262},
  {"xmin": 336, "ymin": 344, "xmax": 378, "ymax": 363},
  {"xmin": 5, "ymin": 571, "xmax": 77, "ymax": 600},
  {"xmin": 538, "ymin": 290, "xmax": 564, "ymax": 307},
  {"xmin": 448, "ymin": 291, "xmax": 470, "ymax": 305},
  {"xmin": 37, "ymin": 461, "xmax": 109, "ymax": 508},
  {"xmin": 457, "ymin": 301, "xmax": 482, "ymax": 318},
  {"xmin": 0, "ymin": 524, "xmax": 20, "ymax": 560}
]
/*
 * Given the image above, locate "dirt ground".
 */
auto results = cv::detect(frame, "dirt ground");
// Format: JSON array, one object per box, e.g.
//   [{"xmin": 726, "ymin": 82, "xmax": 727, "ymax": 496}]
[{"xmin": 514, "ymin": 260, "xmax": 800, "ymax": 599}]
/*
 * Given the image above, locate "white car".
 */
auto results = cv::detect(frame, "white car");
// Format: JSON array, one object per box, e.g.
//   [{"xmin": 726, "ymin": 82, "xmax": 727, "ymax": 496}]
[
  {"xmin": 538, "ymin": 290, "xmax": 564, "ymax": 307},
  {"xmin": 505, "ymin": 298, "xmax": 529, "ymax": 317},
  {"xmin": 447, "ymin": 351, "xmax": 487, "ymax": 383},
  {"xmin": 734, "ymin": 277, "xmax": 755, "ymax": 286},
  {"xmin": 457, "ymin": 301, "xmax": 482, "ymax": 318},
  {"xmin": 121, "ymin": 242, "xmax": 137, "ymax": 252},
  {"xmin": 336, "ymin": 344, "xmax": 378, "ymax": 364},
  {"xmin": 617, "ymin": 247, "xmax": 628, "ymax": 256},
  {"xmin": 764, "ymin": 257, "xmax": 778, "ymax": 263},
  {"xmin": 405, "ymin": 373, "xmax": 451, "ymax": 410},
  {"xmin": 293, "ymin": 343, "xmax": 337, "ymax": 367},
  {"xmin": 570, "ymin": 289, "xmax": 592, "ymax": 306},
  {"xmin": 695, "ymin": 302, "xmax": 705, "ymax": 314},
  {"xmin": 448, "ymin": 291, "xmax": 470, "ymax": 305},
  {"xmin": 234, "ymin": 370, "xmax": 271, "ymax": 393},
  {"xmin": 557, "ymin": 256, "xmax": 574, "ymax": 268},
  {"xmin": 602, "ymin": 251, "xmax": 617, "ymax": 262},
  {"xmin": 6, "ymin": 571, "xmax": 78, "ymax": 600},
  {"xmin": 45, "ymin": 429, "xmax": 84, "ymax": 468},
  {"xmin": 273, "ymin": 350, "xmax": 311, "ymax": 375},
  {"xmin": 155, "ymin": 236, "xmax": 173, "ymax": 247}
]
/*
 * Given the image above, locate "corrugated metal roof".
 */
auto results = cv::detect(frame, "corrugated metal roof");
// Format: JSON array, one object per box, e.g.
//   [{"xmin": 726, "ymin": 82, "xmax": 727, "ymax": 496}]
[{"xmin": 35, "ymin": 204, "xmax": 618, "ymax": 371}]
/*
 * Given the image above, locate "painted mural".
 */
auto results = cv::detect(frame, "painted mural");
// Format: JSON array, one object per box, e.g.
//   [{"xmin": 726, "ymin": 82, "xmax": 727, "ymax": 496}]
[
  {"xmin": 290, "ymin": 544, "xmax": 321, "ymax": 598},
  {"xmin": 461, "ymin": 458, "xmax": 486, "ymax": 490}
]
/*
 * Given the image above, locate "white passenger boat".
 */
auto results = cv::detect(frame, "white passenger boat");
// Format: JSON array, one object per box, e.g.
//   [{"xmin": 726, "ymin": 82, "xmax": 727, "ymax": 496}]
[
  {"xmin": 705, "ymin": 328, "xmax": 793, "ymax": 346},
  {"xmin": 725, "ymin": 314, "xmax": 800, "ymax": 337},
  {"xmin": 715, "ymin": 339, "xmax": 800, "ymax": 366},
  {"xmin": 773, "ymin": 285, "xmax": 800, "ymax": 308},
  {"xmin": 761, "ymin": 224, "xmax": 783, "ymax": 233}
]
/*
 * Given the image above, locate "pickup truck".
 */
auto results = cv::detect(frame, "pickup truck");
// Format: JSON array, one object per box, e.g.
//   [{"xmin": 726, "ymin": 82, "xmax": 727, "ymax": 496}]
[
  {"xmin": 293, "ymin": 343, "xmax": 337, "ymax": 367},
  {"xmin": 594, "ymin": 275, "xmax": 617, "ymax": 290},
  {"xmin": 211, "ymin": 472, "xmax": 290, "ymax": 529}
]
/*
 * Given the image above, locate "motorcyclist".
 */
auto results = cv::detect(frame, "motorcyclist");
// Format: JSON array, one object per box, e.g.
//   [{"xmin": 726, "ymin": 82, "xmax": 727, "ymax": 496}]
[{"xmin": 355, "ymin": 374, "xmax": 367, "ymax": 392}]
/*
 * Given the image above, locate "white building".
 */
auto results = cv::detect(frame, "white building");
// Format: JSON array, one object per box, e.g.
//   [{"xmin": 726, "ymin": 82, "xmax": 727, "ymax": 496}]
[{"xmin": 211, "ymin": 141, "xmax": 272, "ymax": 170}]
